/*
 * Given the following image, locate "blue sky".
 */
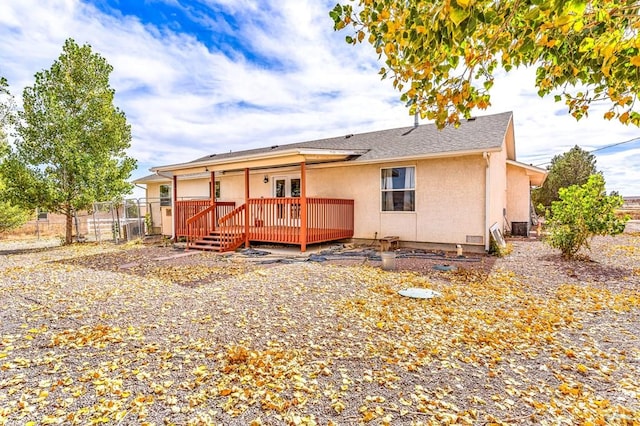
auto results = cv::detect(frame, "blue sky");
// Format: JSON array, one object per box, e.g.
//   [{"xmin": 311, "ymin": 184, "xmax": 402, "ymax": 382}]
[{"xmin": 1, "ymin": 0, "xmax": 639, "ymax": 196}]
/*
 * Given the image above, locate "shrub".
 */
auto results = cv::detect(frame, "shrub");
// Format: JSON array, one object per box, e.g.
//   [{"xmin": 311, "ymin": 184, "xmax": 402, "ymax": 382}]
[
  {"xmin": 545, "ymin": 174, "xmax": 628, "ymax": 258},
  {"xmin": 0, "ymin": 202, "xmax": 30, "ymax": 234}
]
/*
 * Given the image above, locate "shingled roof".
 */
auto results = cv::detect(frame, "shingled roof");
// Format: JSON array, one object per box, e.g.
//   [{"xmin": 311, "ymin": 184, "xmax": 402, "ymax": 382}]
[
  {"xmin": 185, "ymin": 111, "xmax": 514, "ymax": 165},
  {"xmin": 134, "ymin": 111, "xmax": 515, "ymax": 183}
]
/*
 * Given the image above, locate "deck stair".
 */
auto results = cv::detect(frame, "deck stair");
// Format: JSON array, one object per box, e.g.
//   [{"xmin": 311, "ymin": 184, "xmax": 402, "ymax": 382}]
[{"xmin": 188, "ymin": 229, "xmax": 245, "ymax": 252}]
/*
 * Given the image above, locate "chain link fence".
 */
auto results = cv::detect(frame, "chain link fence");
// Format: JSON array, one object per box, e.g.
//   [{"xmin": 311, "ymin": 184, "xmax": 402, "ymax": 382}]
[{"xmin": 5, "ymin": 198, "xmax": 165, "ymax": 243}]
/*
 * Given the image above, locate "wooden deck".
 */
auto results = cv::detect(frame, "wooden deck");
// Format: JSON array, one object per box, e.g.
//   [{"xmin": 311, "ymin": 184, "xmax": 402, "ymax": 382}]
[{"xmin": 180, "ymin": 197, "xmax": 354, "ymax": 252}]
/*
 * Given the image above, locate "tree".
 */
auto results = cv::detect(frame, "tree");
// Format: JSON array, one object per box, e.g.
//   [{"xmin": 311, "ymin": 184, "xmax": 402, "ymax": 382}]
[
  {"xmin": 0, "ymin": 76, "xmax": 12, "ymax": 155},
  {"xmin": 0, "ymin": 39, "xmax": 136, "ymax": 244},
  {"xmin": 331, "ymin": 1, "xmax": 640, "ymax": 128},
  {"xmin": 0, "ymin": 77, "xmax": 31, "ymax": 234},
  {"xmin": 545, "ymin": 174, "xmax": 627, "ymax": 259},
  {"xmin": 532, "ymin": 145, "xmax": 597, "ymax": 213}
]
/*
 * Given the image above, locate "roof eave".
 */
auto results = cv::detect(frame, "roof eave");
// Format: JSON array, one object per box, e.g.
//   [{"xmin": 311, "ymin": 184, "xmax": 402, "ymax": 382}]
[
  {"xmin": 506, "ymin": 159, "xmax": 548, "ymax": 186},
  {"xmin": 150, "ymin": 148, "xmax": 368, "ymax": 173},
  {"xmin": 347, "ymin": 147, "xmax": 504, "ymax": 165}
]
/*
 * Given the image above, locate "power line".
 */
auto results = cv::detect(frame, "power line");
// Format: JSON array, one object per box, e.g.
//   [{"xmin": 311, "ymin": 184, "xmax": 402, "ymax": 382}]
[
  {"xmin": 589, "ymin": 136, "xmax": 640, "ymax": 153},
  {"xmin": 534, "ymin": 136, "xmax": 640, "ymax": 167}
]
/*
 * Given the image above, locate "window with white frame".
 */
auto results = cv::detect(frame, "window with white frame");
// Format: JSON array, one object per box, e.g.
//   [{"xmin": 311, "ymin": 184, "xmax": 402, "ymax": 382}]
[
  {"xmin": 159, "ymin": 184, "xmax": 171, "ymax": 206},
  {"xmin": 381, "ymin": 166, "xmax": 415, "ymax": 212}
]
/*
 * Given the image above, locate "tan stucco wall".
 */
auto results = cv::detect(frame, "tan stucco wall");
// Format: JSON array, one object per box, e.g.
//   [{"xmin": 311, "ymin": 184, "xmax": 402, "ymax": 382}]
[
  {"xmin": 306, "ymin": 155, "xmax": 487, "ymax": 245},
  {"xmin": 488, "ymin": 146, "xmax": 508, "ymax": 234},
  {"xmin": 143, "ymin": 182, "xmax": 165, "ymax": 232},
  {"xmin": 506, "ymin": 164, "xmax": 532, "ymax": 224},
  {"xmin": 176, "ymin": 179, "xmax": 208, "ymax": 198}
]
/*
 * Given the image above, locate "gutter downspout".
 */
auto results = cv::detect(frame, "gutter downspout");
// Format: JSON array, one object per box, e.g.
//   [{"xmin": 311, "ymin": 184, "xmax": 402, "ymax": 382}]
[
  {"xmin": 155, "ymin": 171, "xmax": 175, "ymax": 240},
  {"xmin": 483, "ymin": 152, "xmax": 491, "ymax": 252}
]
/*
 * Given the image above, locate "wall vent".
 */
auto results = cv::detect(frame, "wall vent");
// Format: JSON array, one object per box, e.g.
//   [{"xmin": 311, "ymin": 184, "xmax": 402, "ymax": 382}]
[{"xmin": 466, "ymin": 235, "xmax": 483, "ymax": 244}]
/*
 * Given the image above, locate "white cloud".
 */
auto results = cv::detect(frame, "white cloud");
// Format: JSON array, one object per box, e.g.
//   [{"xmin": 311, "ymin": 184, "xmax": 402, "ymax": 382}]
[{"xmin": 1, "ymin": 0, "xmax": 638, "ymax": 196}]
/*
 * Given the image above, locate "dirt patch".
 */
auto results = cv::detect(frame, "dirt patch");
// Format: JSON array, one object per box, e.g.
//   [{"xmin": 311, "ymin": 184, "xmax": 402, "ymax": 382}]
[{"xmin": 57, "ymin": 245, "xmax": 255, "ymax": 287}]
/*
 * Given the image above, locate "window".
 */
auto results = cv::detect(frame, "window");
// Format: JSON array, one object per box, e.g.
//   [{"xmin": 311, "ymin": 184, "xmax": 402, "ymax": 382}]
[
  {"xmin": 381, "ymin": 167, "xmax": 415, "ymax": 212},
  {"xmin": 290, "ymin": 178, "xmax": 301, "ymax": 197},
  {"xmin": 209, "ymin": 181, "xmax": 221, "ymax": 199},
  {"xmin": 159, "ymin": 184, "xmax": 171, "ymax": 206},
  {"xmin": 37, "ymin": 208, "xmax": 48, "ymax": 221}
]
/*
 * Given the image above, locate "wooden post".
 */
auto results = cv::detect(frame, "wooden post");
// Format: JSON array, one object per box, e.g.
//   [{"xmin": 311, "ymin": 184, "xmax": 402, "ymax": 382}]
[
  {"xmin": 244, "ymin": 168, "xmax": 250, "ymax": 248},
  {"xmin": 210, "ymin": 170, "xmax": 216, "ymax": 232},
  {"xmin": 300, "ymin": 162, "xmax": 307, "ymax": 252},
  {"xmin": 172, "ymin": 174, "xmax": 178, "ymax": 241}
]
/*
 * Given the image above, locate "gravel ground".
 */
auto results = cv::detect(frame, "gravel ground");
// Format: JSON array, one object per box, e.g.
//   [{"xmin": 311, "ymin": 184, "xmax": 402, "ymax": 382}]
[{"xmin": 0, "ymin": 235, "xmax": 638, "ymax": 425}]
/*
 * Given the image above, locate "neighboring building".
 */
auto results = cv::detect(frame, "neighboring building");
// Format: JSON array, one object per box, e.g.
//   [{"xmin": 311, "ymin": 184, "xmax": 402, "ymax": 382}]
[
  {"xmin": 622, "ymin": 196, "xmax": 640, "ymax": 209},
  {"xmin": 134, "ymin": 111, "xmax": 546, "ymax": 252}
]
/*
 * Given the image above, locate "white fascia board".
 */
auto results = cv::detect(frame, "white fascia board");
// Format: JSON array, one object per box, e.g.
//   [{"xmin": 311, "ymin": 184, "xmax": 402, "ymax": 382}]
[{"xmin": 506, "ymin": 159, "xmax": 548, "ymax": 175}]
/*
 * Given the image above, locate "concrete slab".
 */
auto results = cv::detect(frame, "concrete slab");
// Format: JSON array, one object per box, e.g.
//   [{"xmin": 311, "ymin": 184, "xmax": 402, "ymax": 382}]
[{"xmin": 153, "ymin": 251, "xmax": 201, "ymax": 261}]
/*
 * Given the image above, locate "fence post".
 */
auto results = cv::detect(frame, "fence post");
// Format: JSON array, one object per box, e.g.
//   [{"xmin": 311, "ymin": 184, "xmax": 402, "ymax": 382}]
[{"xmin": 300, "ymin": 162, "xmax": 307, "ymax": 252}]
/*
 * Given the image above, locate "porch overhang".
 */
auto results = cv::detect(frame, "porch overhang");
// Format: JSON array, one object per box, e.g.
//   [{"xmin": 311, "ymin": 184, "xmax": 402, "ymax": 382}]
[
  {"xmin": 506, "ymin": 160, "xmax": 548, "ymax": 187},
  {"xmin": 150, "ymin": 148, "xmax": 368, "ymax": 176}
]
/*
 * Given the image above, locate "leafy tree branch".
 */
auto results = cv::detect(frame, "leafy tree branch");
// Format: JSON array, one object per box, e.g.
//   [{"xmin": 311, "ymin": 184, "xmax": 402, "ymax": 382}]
[{"xmin": 331, "ymin": 0, "xmax": 640, "ymax": 128}]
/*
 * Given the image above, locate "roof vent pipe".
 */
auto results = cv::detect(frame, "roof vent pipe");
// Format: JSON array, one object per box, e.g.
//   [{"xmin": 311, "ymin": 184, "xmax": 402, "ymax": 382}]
[{"xmin": 414, "ymin": 111, "xmax": 419, "ymax": 128}]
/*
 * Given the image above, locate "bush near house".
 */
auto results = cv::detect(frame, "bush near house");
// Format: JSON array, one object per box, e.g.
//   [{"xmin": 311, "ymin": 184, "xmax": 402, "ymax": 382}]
[{"xmin": 545, "ymin": 174, "xmax": 629, "ymax": 258}]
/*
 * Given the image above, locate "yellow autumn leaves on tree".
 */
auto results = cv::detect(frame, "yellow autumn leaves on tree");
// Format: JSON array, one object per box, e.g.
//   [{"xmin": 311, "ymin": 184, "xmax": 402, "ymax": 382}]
[{"xmin": 331, "ymin": 0, "xmax": 640, "ymax": 128}]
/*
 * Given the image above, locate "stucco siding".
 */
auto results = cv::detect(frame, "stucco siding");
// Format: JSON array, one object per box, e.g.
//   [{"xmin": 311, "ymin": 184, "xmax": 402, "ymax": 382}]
[
  {"xmin": 307, "ymin": 163, "xmax": 384, "ymax": 240},
  {"xmin": 176, "ymin": 178, "xmax": 209, "ymax": 199},
  {"xmin": 506, "ymin": 164, "xmax": 531, "ymax": 224},
  {"xmin": 307, "ymin": 156, "xmax": 487, "ymax": 245},
  {"xmin": 415, "ymin": 156, "xmax": 485, "ymax": 244},
  {"xmin": 488, "ymin": 144, "xmax": 508, "ymax": 233}
]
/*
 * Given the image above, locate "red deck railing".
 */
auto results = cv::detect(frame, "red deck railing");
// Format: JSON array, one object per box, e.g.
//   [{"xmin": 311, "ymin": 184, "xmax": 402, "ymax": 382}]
[
  {"xmin": 248, "ymin": 198, "xmax": 302, "ymax": 244},
  {"xmin": 176, "ymin": 200, "xmax": 235, "ymax": 238},
  {"xmin": 306, "ymin": 197, "xmax": 355, "ymax": 244}
]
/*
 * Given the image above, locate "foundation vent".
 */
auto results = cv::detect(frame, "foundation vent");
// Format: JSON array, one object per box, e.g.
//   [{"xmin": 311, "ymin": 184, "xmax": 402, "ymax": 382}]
[{"xmin": 466, "ymin": 235, "xmax": 483, "ymax": 244}]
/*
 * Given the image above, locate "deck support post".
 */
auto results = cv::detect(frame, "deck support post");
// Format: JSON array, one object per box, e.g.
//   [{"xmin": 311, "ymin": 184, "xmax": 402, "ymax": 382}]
[
  {"xmin": 300, "ymin": 162, "xmax": 307, "ymax": 252},
  {"xmin": 172, "ymin": 174, "xmax": 178, "ymax": 242},
  {"xmin": 210, "ymin": 170, "xmax": 216, "ymax": 232},
  {"xmin": 244, "ymin": 168, "xmax": 250, "ymax": 248}
]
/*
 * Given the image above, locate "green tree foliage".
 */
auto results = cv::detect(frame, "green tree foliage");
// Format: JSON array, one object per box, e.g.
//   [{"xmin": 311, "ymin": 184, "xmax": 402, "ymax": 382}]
[
  {"xmin": 0, "ymin": 195, "xmax": 32, "ymax": 234},
  {"xmin": 0, "ymin": 77, "xmax": 31, "ymax": 234},
  {"xmin": 0, "ymin": 76, "xmax": 12, "ymax": 154},
  {"xmin": 331, "ymin": 1, "xmax": 640, "ymax": 128},
  {"xmin": 532, "ymin": 145, "xmax": 597, "ymax": 213},
  {"xmin": 545, "ymin": 174, "xmax": 628, "ymax": 259},
  {"xmin": 0, "ymin": 39, "xmax": 136, "ymax": 244}
]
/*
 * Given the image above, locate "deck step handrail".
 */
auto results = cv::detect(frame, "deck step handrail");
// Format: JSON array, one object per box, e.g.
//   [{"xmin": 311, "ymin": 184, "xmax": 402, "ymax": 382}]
[
  {"xmin": 185, "ymin": 205, "xmax": 215, "ymax": 246},
  {"xmin": 183, "ymin": 201, "xmax": 235, "ymax": 245},
  {"xmin": 218, "ymin": 204, "xmax": 244, "ymax": 224},
  {"xmin": 216, "ymin": 204, "xmax": 247, "ymax": 251}
]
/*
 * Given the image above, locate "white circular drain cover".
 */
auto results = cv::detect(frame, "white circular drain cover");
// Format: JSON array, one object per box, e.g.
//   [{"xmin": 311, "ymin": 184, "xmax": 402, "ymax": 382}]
[{"xmin": 398, "ymin": 288, "xmax": 442, "ymax": 299}]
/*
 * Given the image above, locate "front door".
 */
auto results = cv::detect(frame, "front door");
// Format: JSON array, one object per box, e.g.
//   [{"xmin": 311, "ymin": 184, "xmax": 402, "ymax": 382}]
[{"xmin": 273, "ymin": 175, "xmax": 301, "ymax": 225}]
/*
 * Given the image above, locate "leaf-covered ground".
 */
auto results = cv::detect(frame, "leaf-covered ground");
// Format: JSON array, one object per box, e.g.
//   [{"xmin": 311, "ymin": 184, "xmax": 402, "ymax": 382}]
[{"xmin": 0, "ymin": 236, "xmax": 638, "ymax": 425}]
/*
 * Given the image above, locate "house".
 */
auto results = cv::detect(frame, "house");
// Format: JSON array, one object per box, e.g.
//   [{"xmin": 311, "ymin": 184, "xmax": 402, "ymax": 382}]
[{"xmin": 133, "ymin": 111, "xmax": 546, "ymax": 253}]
